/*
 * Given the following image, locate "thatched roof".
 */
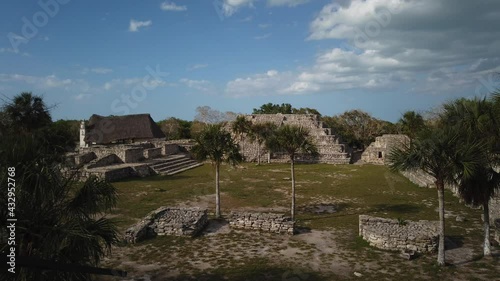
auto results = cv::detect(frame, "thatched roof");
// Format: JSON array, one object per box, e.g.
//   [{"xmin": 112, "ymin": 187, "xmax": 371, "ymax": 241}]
[{"xmin": 85, "ymin": 114, "xmax": 165, "ymax": 144}]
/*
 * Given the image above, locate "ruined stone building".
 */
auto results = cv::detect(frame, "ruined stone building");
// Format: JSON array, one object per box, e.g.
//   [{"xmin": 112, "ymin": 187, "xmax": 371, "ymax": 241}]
[
  {"xmin": 230, "ymin": 114, "xmax": 351, "ymax": 164},
  {"xmin": 361, "ymin": 134, "xmax": 410, "ymax": 164},
  {"xmin": 67, "ymin": 114, "xmax": 201, "ymax": 182}
]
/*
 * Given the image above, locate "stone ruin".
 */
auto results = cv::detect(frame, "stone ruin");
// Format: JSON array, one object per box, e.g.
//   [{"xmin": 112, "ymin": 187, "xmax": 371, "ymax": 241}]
[
  {"xmin": 125, "ymin": 207, "xmax": 209, "ymax": 243},
  {"xmin": 359, "ymin": 215, "xmax": 439, "ymax": 253},
  {"xmin": 230, "ymin": 114, "xmax": 351, "ymax": 164},
  {"xmin": 361, "ymin": 134, "xmax": 410, "ymax": 165},
  {"xmin": 228, "ymin": 212, "xmax": 295, "ymax": 235}
]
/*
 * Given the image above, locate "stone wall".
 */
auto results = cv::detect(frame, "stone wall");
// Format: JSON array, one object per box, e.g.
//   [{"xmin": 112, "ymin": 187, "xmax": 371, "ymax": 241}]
[
  {"xmin": 229, "ymin": 114, "xmax": 351, "ymax": 164},
  {"xmin": 490, "ymin": 196, "xmax": 500, "ymax": 226},
  {"xmin": 144, "ymin": 147, "xmax": 162, "ymax": 159},
  {"xmin": 75, "ymin": 152, "xmax": 97, "ymax": 165},
  {"xmin": 359, "ymin": 215, "xmax": 438, "ymax": 253},
  {"xmin": 124, "ymin": 148, "xmax": 145, "ymax": 163},
  {"xmin": 87, "ymin": 154, "xmax": 123, "ymax": 169},
  {"xmin": 361, "ymin": 134, "xmax": 410, "ymax": 164},
  {"xmin": 164, "ymin": 144, "xmax": 180, "ymax": 155},
  {"xmin": 495, "ymin": 219, "xmax": 500, "ymax": 244},
  {"xmin": 228, "ymin": 212, "xmax": 295, "ymax": 234},
  {"xmin": 125, "ymin": 207, "xmax": 208, "ymax": 243}
]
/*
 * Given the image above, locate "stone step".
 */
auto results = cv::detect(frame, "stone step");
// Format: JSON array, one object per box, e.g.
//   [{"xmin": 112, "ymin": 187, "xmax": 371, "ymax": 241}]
[
  {"xmin": 155, "ymin": 159, "xmax": 198, "ymax": 173},
  {"xmin": 150, "ymin": 157, "xmax": 193, "ymax": 170},
  {"xmin": 165, "ymin": 162, "xmax": 204, "ymax": 175}
]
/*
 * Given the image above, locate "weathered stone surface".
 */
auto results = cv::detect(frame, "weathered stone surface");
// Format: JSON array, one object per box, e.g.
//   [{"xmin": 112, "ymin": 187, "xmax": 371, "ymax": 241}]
[
  {"xmin": 228, "ymin": 114, "xmax": 351, "ymax": 164},
  {"xmin": 361, "ymin": 134, "xmax": 409, "ymax": 165},
  {"xmin": 125, "ymin": 207, "xmax": 208, "ymax": 243},
  {"xmin": 228, "ymin": 212, "xmax": 295, "ymax": 235},
  {"xmin": 494, "ymin": 219, "xmax": 500, "ymax": 244},
  {"xmin": 359, "ymin": 215, "xmax": 438, "ymax": 253}
]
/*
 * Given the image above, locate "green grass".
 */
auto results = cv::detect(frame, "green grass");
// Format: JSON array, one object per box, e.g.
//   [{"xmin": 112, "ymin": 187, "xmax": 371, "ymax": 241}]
[{"xmin": 101, "ymin": 163, "xmax": 499, "ymax": 281}]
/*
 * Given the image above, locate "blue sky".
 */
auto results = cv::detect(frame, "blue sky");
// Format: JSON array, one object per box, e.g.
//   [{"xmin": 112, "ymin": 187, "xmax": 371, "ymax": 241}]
[{"xmin": 1, "ymin": 0, "xmax": 500, "ymax": 122}]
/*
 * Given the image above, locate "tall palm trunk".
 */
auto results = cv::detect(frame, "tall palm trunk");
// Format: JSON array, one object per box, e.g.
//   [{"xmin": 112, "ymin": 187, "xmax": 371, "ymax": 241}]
[
  {"xmin": 437, "ymin": 181, "xmax": 446, "ymax": 266},
  {"xmin": 291, "ymin": 157, "xmax": 296, "ymax": 221},
  {"xmin": 215, "ymin": 163, "xmax": 221, "ymax": 218},
  {"xmin": 483, "ymin": 201, "xmax": 491, "ymax": 256},
  {"xmin": 257, "ymin": 142, "xmax": 261, "ymax": 165}
]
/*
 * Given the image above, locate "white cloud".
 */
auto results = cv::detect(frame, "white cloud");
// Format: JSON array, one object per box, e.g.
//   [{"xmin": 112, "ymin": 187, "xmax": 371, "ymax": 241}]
[
  {"xmin": 0, "ymin": 48, "xmax": 30, "ymax": 56},
  {"xmin": 103, "ymin": 77, "xmax": 168, "ymax": 91},
  {"xmin": 254, "ymin": 33, "xmax": 272, "ymax": 40},
  {"xmin": 267, "ymin": 0, "xmax": 310, "ymax": 7},
  {"xmin": 219, "ymin": 0, "xmax": 255, "ymax": 17},
  {"xmin": 129, "ymin": 19, "xmax": 152, "ymax": 32},
  {"xmin": 180, "ymin": 78, "xmax": 213, "ymax": 92},
  {"xmin": 0, "ymin": 74, "xmax": 72, "ymax": 88},
  {"xmin": 259, "ymin": 23, "xmax": 272, "ymax": 29},
  {"xmin": 187, "ymin": 64, "xmax": 208, "ymax": 71},
  {"xmin": 225, "ymin": 70, "xmax": 295, "ymax": 97},
  {"xmin": 160, "ymin": 1, "xmax": 187, "ymax": 12},
  {"xmin": 82, "ymin": 67, "xmax": 113, "ymax": 75}
]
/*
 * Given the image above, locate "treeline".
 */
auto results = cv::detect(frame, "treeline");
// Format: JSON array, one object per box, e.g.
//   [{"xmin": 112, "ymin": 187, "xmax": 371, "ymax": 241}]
[{"xmin": 154, "ymin": 103, "xmax": 424, "ymax": 149}]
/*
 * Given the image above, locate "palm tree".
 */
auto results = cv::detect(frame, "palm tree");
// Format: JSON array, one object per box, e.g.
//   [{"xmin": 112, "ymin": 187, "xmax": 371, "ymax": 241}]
[
  {"xmin": 3, "ymin": 92, "xmax": 52, "ymax": 133},
  {"xmin": 388, "ymin": 126, "xmax": 483, "ymax": 266},
  {"xmin": 265, "ymin": 125, "xmax": 318, "ymax": 220},
  {"xmin": 191, "ymin": 124, "xmax": 243, "ymax": 218},
  {"xmin": 248, "ymin": 122, "xmax": 277, "ymax": 165},
  {"xmin": 441, "ymin": 97, "xmax": 500, "ymax": 256},
  {"xmin": 0, "ymin": 133, "xmax": 119, "ymax": 281},
  {"xmin": 398, "ymin": 110, "xmax": 425, "ymax": 139},
  {"xmin": 231, "ymin": 115, "xmax": 252, "ymax": 153}
]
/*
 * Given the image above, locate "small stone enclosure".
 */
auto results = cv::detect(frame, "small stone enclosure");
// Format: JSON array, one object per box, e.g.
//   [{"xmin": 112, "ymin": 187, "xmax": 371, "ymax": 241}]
[
  {"xmin": 228, "ymin": 212, "xmax": 295, "ymax": 235},
  {"xmin": 359, "ymin": 215, "xmax": 439, "ymax": 253},
  {"xmin": 125, "ymin": 207, "xmax": 209, "ymax": 243}
]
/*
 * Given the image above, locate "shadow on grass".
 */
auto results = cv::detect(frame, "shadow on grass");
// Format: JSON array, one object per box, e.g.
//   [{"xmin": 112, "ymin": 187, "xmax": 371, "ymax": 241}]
[
  {"xmin": 445, "ymin": 235, "xmax": 464, "ymax": 250},
  {"xmin": 369, "ymin": 203, "xmax": 422, "ymax": 214},
  {"xmin": 164, "ymin": 263, "xmax": 329, "ymax": 281}
]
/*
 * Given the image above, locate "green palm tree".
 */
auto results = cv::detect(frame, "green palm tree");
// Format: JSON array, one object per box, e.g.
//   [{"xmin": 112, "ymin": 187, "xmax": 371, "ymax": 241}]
[
  {"xmin": 231, "ymin": 115, "xmax": 252, "ymax": 155},
  {"xmin": 248, "ymin": 122, "xmax": 277, "ymax": 165},
  {"xmin": 3, "ymin": 92, "xmax": 52, "ymax": 133},
  {"xmin": 441, "ymin": 97, "xmax": 500, "ymax": 256},
  {"xmin": 265, "ymin": 125, "xmax": 318, "ymax": 221},
  {"xmin": 397, "ymin": 111, "xmax": 425, "ymax": 139},
  {"xmin": 0, "ymin": 134, "xmax": 119, "ymax": 281},
  {"xmin": 191, "ymin": 124, "xmax": 243, "ymax": 218},
  {"xmin": 388, "ymin": 126, "xmax": 483, "ymax": 266}
]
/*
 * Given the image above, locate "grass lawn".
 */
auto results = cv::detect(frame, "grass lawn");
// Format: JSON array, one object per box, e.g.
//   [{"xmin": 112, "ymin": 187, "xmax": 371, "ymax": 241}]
[{"xmin": 99, "ymin": 163, "xmax": 499, "ymax": 281}]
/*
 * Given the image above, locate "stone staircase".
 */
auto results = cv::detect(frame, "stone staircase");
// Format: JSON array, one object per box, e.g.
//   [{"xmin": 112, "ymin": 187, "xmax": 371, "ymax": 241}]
[{"xmin": 148, "ymin": 154, "xmax": 203, "ymax": 175}]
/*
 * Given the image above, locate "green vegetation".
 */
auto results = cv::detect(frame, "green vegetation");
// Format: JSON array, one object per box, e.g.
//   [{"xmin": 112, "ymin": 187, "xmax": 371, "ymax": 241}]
[{"xmin": 106, "ymin": 163, "xmax": 497, "ymax": 280}]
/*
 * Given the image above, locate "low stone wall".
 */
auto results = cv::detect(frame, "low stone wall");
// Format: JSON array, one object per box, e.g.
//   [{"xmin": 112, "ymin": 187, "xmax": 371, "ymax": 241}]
[
  {"xmin": 87, "ymin": 154, "xmax": 123, "ymax": 169},
  {"xmin": 228, "ymin": 212, "xmax": 295, "ymax": 234},
  {"xmin": 164, "ymin": 144, "xmax": 180, "ymax": 155},
  {"xmin": 125, "ymin": 207, "xmax": 208, "ymax": 243},
  {"xmin": 359, "ymin": 215, "xmax": 438, "ymax": 253},
  {"xmin": 124, "ymin": 148, "xmax": 145, "ymax": 163},
  {"xmin": 495, "ymin": 219, "xmax": 500, "ymax": 244},
  {"xmin": 75, "ymin": 152, "xmax": 97, "ymax": 165},
  {"xmin": 144, "ymin": 147, "xmax": 162, "ymax": 159}
]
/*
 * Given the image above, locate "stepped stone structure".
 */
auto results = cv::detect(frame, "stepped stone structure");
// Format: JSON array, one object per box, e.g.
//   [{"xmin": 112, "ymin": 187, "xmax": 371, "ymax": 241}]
[
  {"xmin": 125, "ymin": 207, "xmax": 209, "ymax": 243},
  {"xmin": 365, "ymin": 133, "xmax": 500, "ymax": 236},
  {"xmin": 66, "ymin": 114, "xmax": 202, "ymax": 182},
  {"xmin": 361, "ymin": 134, "xmax": 410, "ymax": 164},
  {"xmin": 228, "ymin": 212, "xmax": 295, "ymax": 234},
  {"xmin": 359, "ymin": 215, "xmax": 438, "ymax": 253},
  {"xmin": 231, "ymin": 114, "xmax": 351, "ymax": 164}
]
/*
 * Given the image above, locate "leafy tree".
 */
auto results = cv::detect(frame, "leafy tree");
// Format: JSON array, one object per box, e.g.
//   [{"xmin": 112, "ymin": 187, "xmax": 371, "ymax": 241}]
[
  {"xmin": 253, "ymin": 103, "xmax": 294, "ymax": 114},
  {"xmin": 3, "ymin": 92, "xmax": 52, "ymax": 133},
  {"xmin": 388, "ymin": 126, "xmax": 484, "ymax": 266},
  {"xmin": 248, "ymin": 122, "xmax": 277, "ymax": 165},
  {"xmin": 0, "ymin": 94, "xmax": 119, "ymax": 280},
  {"xmin": 265, "ymin": 125, "xmax": 318, "ymax": 220},
  {"xmin": 158, "ymin": 117, "xmax": 192, "ymax": 140},
  {"xmin": 398, "ymin": 111, "xmax": 425, "ymax": 139},
  {"xmin": 322, "ymin": 110, "xmax": 389, "ymax": 149},
  {"xmin": 191, "ymin": 124, "xmax": 243, "ymax": 218},
  {"xmin": 441, "ymin": 97, "xmax": 500, "ymax": 256},
  {"xmin": 231, "ymin": 116, "xmax": 252, "ymax": 143},
  {"xmin": 194, "ymin": 106, "xmax": 238, "ymax": 124}
]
